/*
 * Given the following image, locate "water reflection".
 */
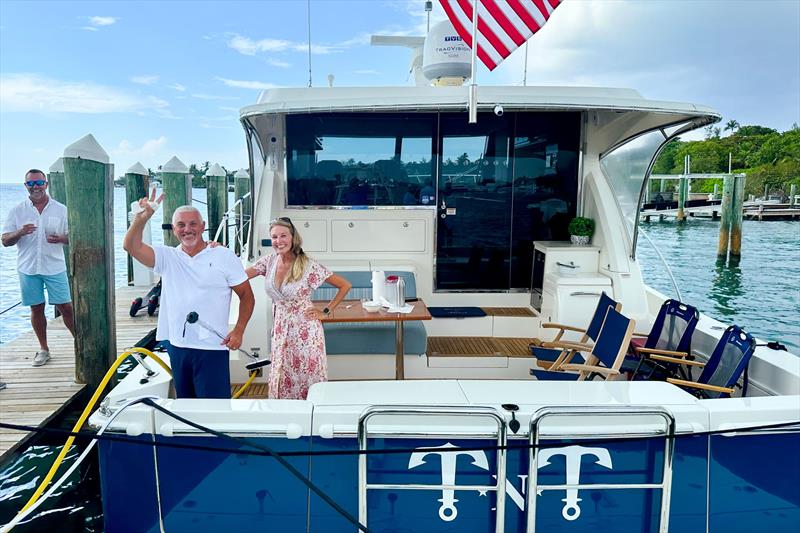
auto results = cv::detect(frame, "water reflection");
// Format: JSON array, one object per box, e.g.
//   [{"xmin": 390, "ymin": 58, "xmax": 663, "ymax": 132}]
[{"xmin": 711, "ymin": 258, "xmax": 744, "ymax": 317}]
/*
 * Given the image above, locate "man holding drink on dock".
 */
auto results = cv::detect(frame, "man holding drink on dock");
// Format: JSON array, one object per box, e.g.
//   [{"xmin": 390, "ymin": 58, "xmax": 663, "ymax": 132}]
[
  {"xmin": 123, "ymin": 190, "xmax": 255, "ymax": 398},
  {"xmin": 2, "ymin": 169, "xmax": 75, "ymax": 369}
]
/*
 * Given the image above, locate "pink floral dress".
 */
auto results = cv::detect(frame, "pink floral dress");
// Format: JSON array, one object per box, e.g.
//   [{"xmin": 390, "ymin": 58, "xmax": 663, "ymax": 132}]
[{"xmin": 253, "ymin": 254, "xmax": 332, "ymax": 399}]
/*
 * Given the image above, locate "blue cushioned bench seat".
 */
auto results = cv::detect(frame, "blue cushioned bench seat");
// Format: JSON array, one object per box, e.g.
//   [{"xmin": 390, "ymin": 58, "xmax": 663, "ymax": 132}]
[{"xmin": 314, "ymin": 270, "xmax": 427, "ymax": 356}]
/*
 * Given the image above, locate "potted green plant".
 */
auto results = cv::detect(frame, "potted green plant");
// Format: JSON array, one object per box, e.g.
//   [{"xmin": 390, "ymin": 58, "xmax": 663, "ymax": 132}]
[{"xmin": 568, "ymin": 217, "xmax": 595, "ymax": 245}]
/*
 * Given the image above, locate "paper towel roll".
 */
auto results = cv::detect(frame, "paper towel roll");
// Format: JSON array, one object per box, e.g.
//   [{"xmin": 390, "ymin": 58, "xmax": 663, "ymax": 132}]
[{"xmin": 371, "ymin": 270, "xmax": 385, "ymax": 304}]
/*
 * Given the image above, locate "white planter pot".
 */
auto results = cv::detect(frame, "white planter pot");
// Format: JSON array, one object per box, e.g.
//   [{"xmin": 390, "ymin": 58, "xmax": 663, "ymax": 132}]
[{"xmin": 570, "ymin": 234, "xmax": 590, "ymax": 245}]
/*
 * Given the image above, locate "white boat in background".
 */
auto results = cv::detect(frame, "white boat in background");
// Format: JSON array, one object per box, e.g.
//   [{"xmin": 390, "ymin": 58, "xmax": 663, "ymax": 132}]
[{"xmin": 87, "ymin": 19, "xmax": 799, "ymax": 533}]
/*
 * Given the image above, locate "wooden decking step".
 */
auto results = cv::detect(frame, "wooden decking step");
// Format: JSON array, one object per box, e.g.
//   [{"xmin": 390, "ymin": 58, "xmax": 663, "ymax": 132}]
[
  {"xmin": 428, "ymin": 336, "xmax": 535, "ymax": 358},
  {"xmin": 480, "ymin": 307, "xmax": 535, "ymax": 317},
  {"xmin": 230, "ymin": 382, "xmax": 269, "ymax": 399}
]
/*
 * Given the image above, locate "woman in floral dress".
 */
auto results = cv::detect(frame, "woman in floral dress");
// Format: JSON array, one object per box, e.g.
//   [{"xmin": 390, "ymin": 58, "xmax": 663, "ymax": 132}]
[{"xmin": 246, "ymin": 217, "xmax": 351, "ymax": 399}]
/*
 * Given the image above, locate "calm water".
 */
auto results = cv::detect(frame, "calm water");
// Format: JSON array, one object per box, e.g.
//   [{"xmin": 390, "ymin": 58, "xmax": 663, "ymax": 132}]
[{"xmin": 0, "ymin": 184, "xmax": 798, "ymax": 531}]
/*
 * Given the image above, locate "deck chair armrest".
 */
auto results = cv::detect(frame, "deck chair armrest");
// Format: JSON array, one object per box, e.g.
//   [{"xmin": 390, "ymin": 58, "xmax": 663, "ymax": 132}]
[
  {"xmin": 635, "ymin": 347, "xmax": 690, "ymax": 358},
  {"xmin": 648, "ymin": 354, "xmax": 706, "ymax": 367},
  {"xmin": 540, "ymin": 340, "xmax": 593, "ymax": 351},
  {"xmin": 541, "ymin": 323, "xmax": 587, "ymax": 334},
  {"xmin": 631, "ymin": 331, "xmax": 650, "ymax": 338},
  {"xmin": 560, "ymin": 363, "xmax": 620, "ymax": 376},
  {"xmin": 666, "ymin": 378, "xmax": 735, "ymax": 395}
]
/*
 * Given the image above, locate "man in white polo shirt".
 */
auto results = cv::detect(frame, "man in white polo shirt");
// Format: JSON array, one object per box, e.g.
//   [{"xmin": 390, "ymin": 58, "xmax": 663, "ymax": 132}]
[
  {"xmin": 123, "ymin": 190, "xmax": 254, "ymax": 398},
  {"xmin": 2, "ymin": 169, "xmax": 75, "ymax": 368}
]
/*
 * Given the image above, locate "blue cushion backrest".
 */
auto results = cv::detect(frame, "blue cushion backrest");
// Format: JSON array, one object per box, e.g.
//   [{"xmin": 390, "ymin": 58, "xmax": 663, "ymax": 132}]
[
  {"xmin": 593, "ymin": 307, "xmax": 631, "ymax": 369},
  {"xmin": 647, "ymin": 300, "xmax": 699, "ymax": 353},
  {"xmin": 586, "ymin": 292, "xmax": 618, "ymax": 342},
  {"xmin": 313, "ymin": 271, "xmax": 417, "ymax": 301},
  {"xmin": 699, "ymin": 325, "xmax": 755, "ymax": 398}
]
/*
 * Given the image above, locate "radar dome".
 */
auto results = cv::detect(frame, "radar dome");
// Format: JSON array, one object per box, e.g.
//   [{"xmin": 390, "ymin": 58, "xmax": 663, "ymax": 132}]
[{"xmin": 422, "ymin": 20, "xmax": 471, "ymax": 83}]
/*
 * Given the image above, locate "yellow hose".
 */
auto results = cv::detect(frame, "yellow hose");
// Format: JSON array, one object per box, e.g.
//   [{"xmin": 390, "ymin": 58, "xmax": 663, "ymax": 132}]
[
  {"xmin": 18, "ymin": 348, "xmax": 171, "ymax": 513},
  {"xmin": 232, "ymin": 370, "xmax": 258, "ymax": 399}
]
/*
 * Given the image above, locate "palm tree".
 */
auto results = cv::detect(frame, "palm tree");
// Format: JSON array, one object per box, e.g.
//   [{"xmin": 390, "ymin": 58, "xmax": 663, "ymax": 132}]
[{"xmin": 724, "ymin": 120, "xmax": 740, "ymax": 134}]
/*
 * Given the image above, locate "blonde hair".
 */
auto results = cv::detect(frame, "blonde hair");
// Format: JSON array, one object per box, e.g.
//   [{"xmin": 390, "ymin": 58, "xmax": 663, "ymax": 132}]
[{"xmin": 270, "ymin": 218, "xmax": 308, "ymax": 283}]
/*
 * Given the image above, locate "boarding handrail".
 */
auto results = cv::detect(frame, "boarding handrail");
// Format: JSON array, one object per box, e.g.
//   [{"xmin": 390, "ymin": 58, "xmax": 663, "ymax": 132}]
[
  {"xmin": 525, "ymin": 405, "xmax": 676, "ymax": 533},
  {"xmin": 357, "ymin": 405, "xmax": 508, "ymax": 533},
  {"xmin": 212, "ymin": 192, "xmax": 251, "ymax": 253}
]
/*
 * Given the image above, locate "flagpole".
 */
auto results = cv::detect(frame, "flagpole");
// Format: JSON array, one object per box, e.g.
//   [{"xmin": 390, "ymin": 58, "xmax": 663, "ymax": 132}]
[{"xmin": 468, "ymin": 0, "xmax": 479, "ymax": 124}]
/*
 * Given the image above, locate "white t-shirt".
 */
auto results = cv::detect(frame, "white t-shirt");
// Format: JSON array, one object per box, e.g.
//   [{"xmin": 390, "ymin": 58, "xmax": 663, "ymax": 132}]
[
  {"xmin": 2, "ymin": 197, "xmax": 68, "ymax": 276},
  {"xmin": 153, "ymin": 244, "xmax": 248, "ymax": 350}
]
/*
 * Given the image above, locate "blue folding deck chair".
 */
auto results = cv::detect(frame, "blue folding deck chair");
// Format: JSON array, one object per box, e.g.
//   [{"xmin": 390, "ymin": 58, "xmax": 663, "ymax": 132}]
[
  {"xmin": 530, "ymin": 292, "xmax": 620, "ymax": 371},
  {"xmin": 532, "ymin": 307, "xmax": 635, "ymax": 381},
  {"xmin": 656, "ymin": 325, "xmax": 756, "ymax": 398},
  {"xmin": 624, "ymin": 299, "xmax": 700, "ymax": 380}
]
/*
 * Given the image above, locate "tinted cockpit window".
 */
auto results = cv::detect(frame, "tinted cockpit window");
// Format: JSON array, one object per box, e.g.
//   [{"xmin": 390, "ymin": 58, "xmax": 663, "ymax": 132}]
[{"xmin": 286, "ymin": 113, "xmax": 436, "ymax": 206}]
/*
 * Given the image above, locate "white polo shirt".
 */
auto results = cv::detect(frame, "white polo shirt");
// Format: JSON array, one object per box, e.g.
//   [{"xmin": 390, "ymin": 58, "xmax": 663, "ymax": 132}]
[
  {"xmin": 2, "ymin": 197, "xmax": 68, "ymax": 276},
  {"xmin": 153, "ymin": 244, "xmax": 248, "ymax": 350}
]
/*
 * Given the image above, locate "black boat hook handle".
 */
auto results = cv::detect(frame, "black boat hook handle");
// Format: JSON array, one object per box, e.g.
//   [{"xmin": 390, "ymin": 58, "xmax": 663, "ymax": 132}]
[{"xmin": 184, "ymin": 311, "xmax": 270, "ymax": 371}]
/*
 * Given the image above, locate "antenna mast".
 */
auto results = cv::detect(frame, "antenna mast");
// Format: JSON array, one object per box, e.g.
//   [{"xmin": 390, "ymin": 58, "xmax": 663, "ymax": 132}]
[{"xmin": 307, "ymin": 0, "xmax": 313, "ymax": 87}]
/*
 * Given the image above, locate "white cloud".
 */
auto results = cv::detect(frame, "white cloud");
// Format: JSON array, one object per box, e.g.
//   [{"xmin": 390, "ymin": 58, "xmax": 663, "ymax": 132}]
[
  {"xmin": 227, "ymin": 33, "xmax": 341, "ymax": 56},
  {"xmin": 113, "ymin": 136, "xmax": 168, "ymax": 157},
  {"xmin": 267, "ymin": 58, "xmax": 291, "ymax": 68},
  {"xmin": 215, "ymin": 77, "xmax": 278, "ymax": 90},
  {"xmin": 354, "ymin": 69, "xmax": 379, "ymax": 75},
  {"xmin": 131, "ymin": 75, "xmax": 159, "ymax": 85},
  {"xmin": 81, "ymin": 26, "xmax": 99, "ymax": 32},
  {"xmin": 220, "ymin": 106, "xmax": 240, "ymax": 112},
  {"xmin": 0, "ymin": 73, "xmax": 169, "ymax": 114},
  {"xmin": 168, "ymin": 83, "xmax": 186, "ymax": 92},
  {"xmin": 191, "ymin": 93, "xmax": 239, "ymax": 100},
  {"xmin": 88, "ymin": 16, "xmax": 118, "ymax": 27}
]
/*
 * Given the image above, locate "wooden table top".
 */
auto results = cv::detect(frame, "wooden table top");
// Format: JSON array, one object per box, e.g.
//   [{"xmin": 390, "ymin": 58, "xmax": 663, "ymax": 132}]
[{"xmin": 313, "ymin": 299, "xmax": 432, "ymax": 323}]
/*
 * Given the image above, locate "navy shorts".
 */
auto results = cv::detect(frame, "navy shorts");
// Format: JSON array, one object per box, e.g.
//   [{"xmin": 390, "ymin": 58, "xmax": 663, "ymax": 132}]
[{"xmin": 164, "ymin": 342, "xmax": 230, "ymax": 399}]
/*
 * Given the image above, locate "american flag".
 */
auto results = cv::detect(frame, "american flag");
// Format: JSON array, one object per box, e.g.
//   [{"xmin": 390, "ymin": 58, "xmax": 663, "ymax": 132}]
[{"xmin": 439, "ymin": 0, "xmax": 563, "ymax": 71}]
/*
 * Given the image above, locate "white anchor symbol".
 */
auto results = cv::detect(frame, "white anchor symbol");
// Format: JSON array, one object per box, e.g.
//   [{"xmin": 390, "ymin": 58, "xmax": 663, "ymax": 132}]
[
  {"xmin": 408, "ymin": 442, "xmax": 490, "ymax": 521},
  {"xmin": 538, "ymin": 445, "xmax": 613, "ymax": 521}
]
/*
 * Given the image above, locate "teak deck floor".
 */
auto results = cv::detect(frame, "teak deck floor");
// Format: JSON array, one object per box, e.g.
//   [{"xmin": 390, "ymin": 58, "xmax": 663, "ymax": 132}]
[
  {"xmin": 428, "ymin": 336, "xmax": 536, "ymax": 358},
  {"xmin": 0, "ymin": 286, "xmax": 158, "ymax": 461}
]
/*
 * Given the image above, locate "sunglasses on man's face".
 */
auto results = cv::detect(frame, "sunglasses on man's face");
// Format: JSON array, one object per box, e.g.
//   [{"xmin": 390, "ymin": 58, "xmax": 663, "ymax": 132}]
[{"xmin": 25, "ymin": 180, "xmax": 47, "ymax": 187}]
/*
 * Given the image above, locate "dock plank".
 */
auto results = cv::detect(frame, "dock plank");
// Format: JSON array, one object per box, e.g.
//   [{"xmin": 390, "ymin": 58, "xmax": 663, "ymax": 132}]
[{"xmin": 0, "ymin": 286, "xmax": 158, "ymax": 461}]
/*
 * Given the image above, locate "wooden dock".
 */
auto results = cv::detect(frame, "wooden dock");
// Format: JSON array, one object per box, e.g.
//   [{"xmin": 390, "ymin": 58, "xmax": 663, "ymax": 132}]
[
  {"xmin": 641, "ymin": 201, "xmax": 800, "ymax": 221},
  {"xmin": 0, "ymin": 286, "xmax": 158, "ymax": 461}
]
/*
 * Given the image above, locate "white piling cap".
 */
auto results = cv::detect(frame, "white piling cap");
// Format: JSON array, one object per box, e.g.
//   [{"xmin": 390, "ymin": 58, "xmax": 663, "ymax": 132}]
[
  {"xmin": 49, "ymin": 158, "xmax": 64, "ymax": 173},
  {"xmin": 63, "ymin": 134, "xmax": 109, "ymax": 164},
  {"xmin": 234, "ymin": 168, "xmax": 249, "ymax": 179},
  {"xmin": 206, "ymin": 163, "xmax": 226, "ymax": 177},
  {"xmin": 127, "ymin": 162, "xmax": 149, "ymax": 176},
  {"xmin": 162, "ymin": 156, "xmax": 188, "ymax": 174}
]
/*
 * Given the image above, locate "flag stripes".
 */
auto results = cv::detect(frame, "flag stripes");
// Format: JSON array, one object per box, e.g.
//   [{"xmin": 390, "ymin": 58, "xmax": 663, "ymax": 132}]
[{"xmin": 439, "ymin": 0, "xmax": 562, "ymax": 71}]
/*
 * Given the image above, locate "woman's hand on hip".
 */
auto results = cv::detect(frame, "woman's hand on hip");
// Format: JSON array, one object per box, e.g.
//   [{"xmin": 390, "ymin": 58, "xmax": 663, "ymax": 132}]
[{"xmin": 305, "ymin": 308, "xmax": 325, "ymax": 321}]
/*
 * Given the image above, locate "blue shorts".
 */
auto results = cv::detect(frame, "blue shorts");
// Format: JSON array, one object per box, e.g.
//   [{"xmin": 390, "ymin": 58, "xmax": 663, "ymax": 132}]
[
  {"xmin": 19, "ymin": 271, "xmax": 71, "ymax": 306},
  {"xmin": 164, "ymin": 342, "xmax": 231, "ymax": 399}
]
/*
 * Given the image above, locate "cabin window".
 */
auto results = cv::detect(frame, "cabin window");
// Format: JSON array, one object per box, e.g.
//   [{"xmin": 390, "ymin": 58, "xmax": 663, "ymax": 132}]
[{"xmin": 286, "ymin": 113, "xmax": 436, "ymax": 207}]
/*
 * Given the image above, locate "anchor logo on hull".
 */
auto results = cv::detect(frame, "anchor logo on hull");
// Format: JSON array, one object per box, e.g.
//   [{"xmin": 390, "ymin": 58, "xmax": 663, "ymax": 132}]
[{"xmin": 407, "ymin": 443, "xmax": 613, "ymax": 522}]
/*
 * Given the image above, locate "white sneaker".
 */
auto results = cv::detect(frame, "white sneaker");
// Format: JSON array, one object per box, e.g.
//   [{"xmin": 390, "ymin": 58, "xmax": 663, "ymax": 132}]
[{"xmin": 32, "ymin": 351, "xmax": 51, "ymax": 367}]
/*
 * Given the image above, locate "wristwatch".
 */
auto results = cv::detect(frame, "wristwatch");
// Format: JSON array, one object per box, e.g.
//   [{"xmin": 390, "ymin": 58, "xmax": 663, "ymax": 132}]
[{"xmin": 322, "ymin": 307, "xmax": 330, "ymax": 315}]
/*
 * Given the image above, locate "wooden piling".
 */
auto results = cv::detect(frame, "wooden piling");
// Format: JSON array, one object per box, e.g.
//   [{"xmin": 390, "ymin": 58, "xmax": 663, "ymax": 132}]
[
  {"xmin": 730, "ymin": 174, "xmax": 746, "ymax": 257},
  {"xmin": 62, "ymin": 134, "xmax": 116, "ymax": 389},
  {"xmin": 234, "ymin": 168, "xmax": 251, "ymax": 255},
  {"xmin": 205, "ymin": 163, "xmax": 228, "ymax": 244},
  {"xmin": 717, "ymin": 175, "xmax": 734, "ymax": 259},
  {"xmin": 790, "ymin": 184, "xmax": 797, "ymax": 207},
  {"xmin": 125, "ymin": 162, "xmax": 150, "ymax": 284},
  {"xmin": 47, "ymin": 158, "xmax": 69, "ymax": 269},
  {"xmin": 160, "ymin": 156, "xmax": 191, "ymax": 246}
]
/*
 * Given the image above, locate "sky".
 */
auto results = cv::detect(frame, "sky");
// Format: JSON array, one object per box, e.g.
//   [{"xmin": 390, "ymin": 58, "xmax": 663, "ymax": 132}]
[{"xmin": 0, "ymin": 0, "xmax": 798, "ymax": 183}]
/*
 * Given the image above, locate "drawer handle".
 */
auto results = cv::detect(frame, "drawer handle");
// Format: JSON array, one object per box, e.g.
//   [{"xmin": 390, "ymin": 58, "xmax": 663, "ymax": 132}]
[
  {"xmin": 570, "ymin": 291, "xmax": 602, "ymax": 296},
  {"xmin": 348, "ymin": 222, "xmax": 354, "ymax": 228},
  {"xmin": 556, "ymin": 262, "xmax": 579, "ymax": 269},
  {"xmin": 304, "ymin": 221, "xmax": 310, "ymax": 228},
  {"xmin": 402, "ymin": 221, "xmax": 408, "ymax": 228}
]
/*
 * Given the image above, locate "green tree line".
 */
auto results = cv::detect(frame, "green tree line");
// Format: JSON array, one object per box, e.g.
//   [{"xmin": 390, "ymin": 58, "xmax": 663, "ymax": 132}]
[
  {"xmin": 652, "ymin": 122, "xmax": 800, "ymax": 198},
  {"xmin": 114, "ymin": 161, "xmax": 236, "ymax": 188}
]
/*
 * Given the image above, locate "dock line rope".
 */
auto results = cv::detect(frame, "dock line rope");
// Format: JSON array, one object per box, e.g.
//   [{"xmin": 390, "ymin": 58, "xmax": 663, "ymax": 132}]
[
  {"xmin": 140, "ymin": 398, "xmax": 372, "ymax": 533},
  {"xmin": 0, "ymin": 301, "xmax": 21, "ymax": 316},
  {"xmin": 2, "ymin": 415, "xmax": 797, "ymax": 461}
]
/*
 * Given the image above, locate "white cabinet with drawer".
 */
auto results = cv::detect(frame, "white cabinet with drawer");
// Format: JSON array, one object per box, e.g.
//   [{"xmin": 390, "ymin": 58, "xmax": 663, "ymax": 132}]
[
  {"xmin": 539, "ymin": 273, "xmax": 613, "ymax": 342},
  {"xmin": 292, "ymin": 219, "xmax": 327, "ymax": 252}
]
